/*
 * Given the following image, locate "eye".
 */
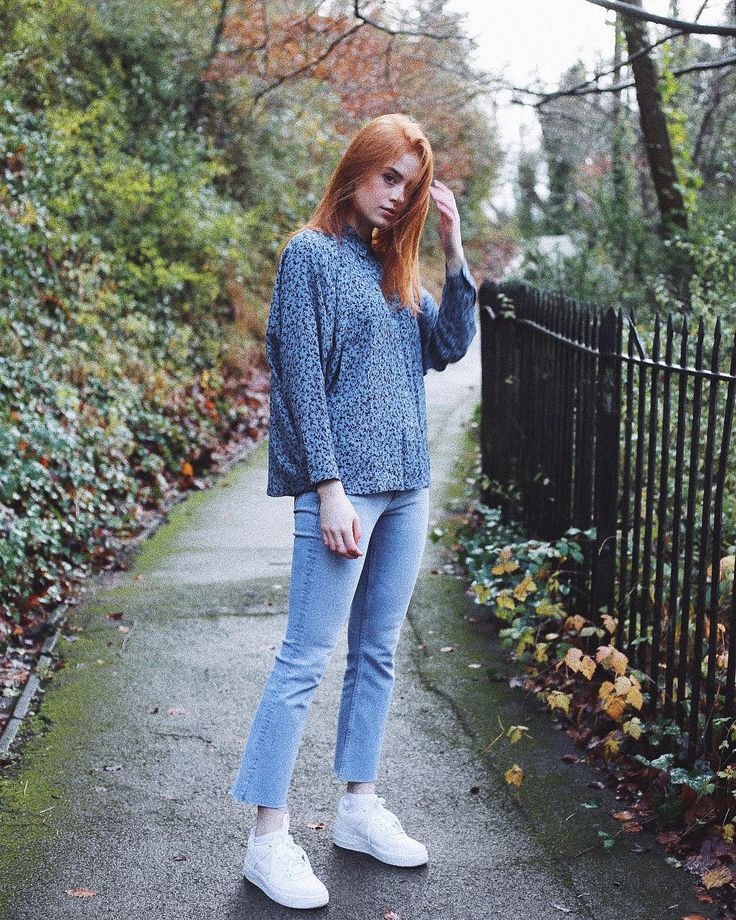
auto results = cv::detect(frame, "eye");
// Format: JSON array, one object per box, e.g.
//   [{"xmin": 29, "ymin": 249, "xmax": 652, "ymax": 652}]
[{"xmin": 383, "ymin": 172, "xmax": 397, "ymax": 184}]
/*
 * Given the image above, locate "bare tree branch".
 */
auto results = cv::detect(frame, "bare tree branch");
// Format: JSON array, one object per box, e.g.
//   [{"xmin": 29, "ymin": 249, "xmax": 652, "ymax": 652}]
[
  {"xmin": 584, "ymin": 0, "xmax": 736, "ymax": 36},
  {"xmin": 507, "ymin": 53, "xmax": 736, "ymax": 105},
  {"xmin": 351, "ymin": 0, "xmax": 458, "ymax": 41},
  {"xmin": 533, "ymin": 28, "xmax": 684, "ymax": 106}
]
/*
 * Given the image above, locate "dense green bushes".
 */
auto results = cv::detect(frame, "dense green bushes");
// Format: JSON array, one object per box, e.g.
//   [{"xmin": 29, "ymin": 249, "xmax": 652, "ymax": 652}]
[{"xmin": 0, "ymin": 0, "xmax": 264, "ymax": 643}]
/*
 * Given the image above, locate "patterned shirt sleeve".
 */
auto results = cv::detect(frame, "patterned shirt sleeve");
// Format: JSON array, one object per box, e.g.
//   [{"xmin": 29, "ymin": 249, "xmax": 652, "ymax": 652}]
[
  {"xmin": 417, "ymin": 258, "xmax": 478, "ymax": 374},
  {"xmin": 267, "ymin": 234, "xmax": 341, "ymax": 487}
]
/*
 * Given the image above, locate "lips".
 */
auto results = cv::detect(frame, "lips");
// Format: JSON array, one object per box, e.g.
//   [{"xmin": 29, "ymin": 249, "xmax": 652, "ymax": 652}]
[{"xmin": 380, "ymin": 207, "xmax": 395, "ymax": 216}]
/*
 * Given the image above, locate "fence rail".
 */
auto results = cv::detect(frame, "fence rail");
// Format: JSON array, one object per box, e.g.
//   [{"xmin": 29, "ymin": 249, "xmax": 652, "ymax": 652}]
[{"xmin": 478, "ymin": 279, "xmax": 736, "ymax": 765}]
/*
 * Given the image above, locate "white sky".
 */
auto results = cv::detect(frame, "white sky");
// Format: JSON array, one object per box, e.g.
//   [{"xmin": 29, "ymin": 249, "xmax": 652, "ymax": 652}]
[{"xmin": 442, "ymin": 0, "xmax": 729, "ymax": 209}]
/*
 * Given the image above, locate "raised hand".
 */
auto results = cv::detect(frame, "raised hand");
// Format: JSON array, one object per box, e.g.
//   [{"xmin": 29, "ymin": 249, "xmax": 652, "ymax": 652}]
[{"xmin": 428, "ymin": 178, "xmax": 464, "ymax": 274}]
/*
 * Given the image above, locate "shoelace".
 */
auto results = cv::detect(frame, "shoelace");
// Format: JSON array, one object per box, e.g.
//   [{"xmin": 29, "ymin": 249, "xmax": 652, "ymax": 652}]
[
  {"xmin": 272, "ymin": 832, "xmax": 313, "ymax": 880},
  {"xmin": 368, "ymin": 796, "xmax": 404, "ymax": 834}
]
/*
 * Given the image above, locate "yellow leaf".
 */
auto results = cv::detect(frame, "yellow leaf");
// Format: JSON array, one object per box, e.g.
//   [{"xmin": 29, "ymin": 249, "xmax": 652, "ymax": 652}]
[
  {"xmin": 564, "ymin": 615, "xmax": 587, "ymax": 632},
  {"xmin": 473, "ymin": 583, "xmax": 492, "ymax": 604},
  {"xmin": 580, "ymin": 655, "xmax": 596, "ymax": 680},
  {"xmin": 513, "ymin": 574, "xmax": 537, "ymax": 601},
  {"xmin": 623, "ymin": 717, "xmax": 643, "ymax": 740},
  {"xmin": 536, "ymin": 601, "xmax": 563, "ymax": 619},
  {"xmin": 703, "ymin": 866, "xmax": 733, "ymax": 889},
  {"xmin": 504, "ymin": 764, "xmax": 524, "ymax": 787},
  {"xmin": 499, "ymin": 546, "xmax": 513, "ymax": 561},
  {"xmin": 602, "ymin": 732, "xmax": 621, "ymax": 759},
  {"xmin": 534, "ymin": 642, "xmax": 549, "ymax": 662},
  {"xmin": 496, "ymin": 593, "xmax": 516, "ymax": 610},
  {"xmin": 562, "ymin": 647, "xmax": 583, "ymax": 671},
  {"xmin": 515, "ymin": 632, "xmax": 534, "ymax": 657},
  {"xmin": 548, "ymin": 690, "xmax": 571, "ymax": 714},
  {"xmin": 626, "ymin": 686, "xmax": 644, "ymax": 710},
  {"xmin": 598, "ymin": 680, "xmax": 615, "ymax": 700},
  {"xmin": 491, "ymin": 559, "xmax": 520, "ymax": 575},
  {"xmin": 614, "ymin": 676, "xmax": 632, "ymax": 695},
  {"xmin": 601, "ymin": 614, "xmax": 618, "ymax": 634},
  {"xmin": 723, "ymin": 823, "xmax": 735, "ymax": 843},
  {"xmin": 507, "ymin": 725, "xmax": 529, "ymax": 744}
]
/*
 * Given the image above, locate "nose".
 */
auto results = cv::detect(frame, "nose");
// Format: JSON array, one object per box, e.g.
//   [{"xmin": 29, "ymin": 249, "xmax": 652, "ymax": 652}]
[{"xmin": 389, "ymin": 184, "xmax": 405, "ymax": 206}]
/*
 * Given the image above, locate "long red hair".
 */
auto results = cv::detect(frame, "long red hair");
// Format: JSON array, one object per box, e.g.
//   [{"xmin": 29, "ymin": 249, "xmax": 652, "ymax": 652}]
[{"xmin": 287, "ymin": 113, "xmax": 434, "ymax": 317}]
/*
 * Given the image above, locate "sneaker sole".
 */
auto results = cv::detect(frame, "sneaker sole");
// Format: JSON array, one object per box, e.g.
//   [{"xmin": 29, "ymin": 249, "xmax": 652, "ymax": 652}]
[
  {"xmin": 244, "ymin": 864, "xmax": 329, "ymax": 909},
  {"xmin": 332, "ymin": 829, "xmax": 428, "ymax": 867}
]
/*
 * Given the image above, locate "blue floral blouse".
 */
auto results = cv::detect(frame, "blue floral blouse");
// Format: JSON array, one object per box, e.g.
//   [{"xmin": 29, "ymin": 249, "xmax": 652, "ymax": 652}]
[{"xmin": 265, "ymin": 222, "xmax": 478, "ymax": 497}]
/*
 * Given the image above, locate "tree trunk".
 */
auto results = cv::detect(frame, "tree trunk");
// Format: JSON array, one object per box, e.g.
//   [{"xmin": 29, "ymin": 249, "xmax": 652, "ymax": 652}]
[
  {"xmin": 620, "ymin": 0, "xmax": 688, "ymax": 236},
  {"xmin": 189, "ymin": 0, "xmax": 231, "ymax": 128}
]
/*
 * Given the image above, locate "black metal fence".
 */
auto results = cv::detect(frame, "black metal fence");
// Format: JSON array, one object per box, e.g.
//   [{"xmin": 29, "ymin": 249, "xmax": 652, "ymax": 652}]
[{"xmin": 479, "ymin": 279, "xmax": 736, "ymax": 765}]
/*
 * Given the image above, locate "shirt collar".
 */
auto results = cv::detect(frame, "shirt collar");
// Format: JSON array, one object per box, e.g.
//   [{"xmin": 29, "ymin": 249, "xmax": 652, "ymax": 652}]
[{"xmin": 341, "ymin": 222, "xmax": 376, "ymax": 260}]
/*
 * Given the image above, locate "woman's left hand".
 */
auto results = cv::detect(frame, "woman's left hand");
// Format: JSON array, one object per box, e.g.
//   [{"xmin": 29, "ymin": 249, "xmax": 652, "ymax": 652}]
[{"xmin": 429, "ymin": 179, "xmax": 464, "ymax": 274}]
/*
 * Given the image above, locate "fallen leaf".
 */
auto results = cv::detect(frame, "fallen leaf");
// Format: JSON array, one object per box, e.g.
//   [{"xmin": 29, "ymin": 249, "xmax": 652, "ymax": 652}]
[
  {"xmin": 504, "ymin": 764, "xmax": 524, "ymax": 787},
  {"xmin": 65, "ymin": 888, "xmax": 97, "ymax": 897},
  {"xmin": 172, "ymin": 853, "xmax": 187, "ymax": 861},
  {"xmin": 702, "ymin": 866, "xmax": 733, "ymax": 889},
  {"xmin": 439, "ymin": 645, "xmax": 455, "ymax": 653},
  {"xmin": 467, "ymin": 662, "xmax": 482, "ymax": 669},
  {"xmin": 166, "ymin": 708, "xmax": 188, "ymax": 716},
  {"xmin": 118, "ymin": 625, "xmax": 129, "ymax": 633},
  {"xmin": 384, "ymin": 912, "xmax": 401, "ymax": 920},
  {"xmin": 106, "ymin": 611, "xmax": 124, "ymax": 621},
  {"xmin": 306, "ymin": 821, "xmax": 326, "ymax": 830}
]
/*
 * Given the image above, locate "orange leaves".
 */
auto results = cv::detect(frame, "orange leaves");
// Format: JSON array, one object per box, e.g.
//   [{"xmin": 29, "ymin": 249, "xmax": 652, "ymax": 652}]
[
  {"xmin": 598, "ymin": 673, "xmax": 643, "ymax": 722},
  {"xmin": 558, "ymin": 646, "xmax": 596, "ymax": 680},
  {"xmin": 595, "ymin": 644, "xmax": 629, "ymax": 677}
]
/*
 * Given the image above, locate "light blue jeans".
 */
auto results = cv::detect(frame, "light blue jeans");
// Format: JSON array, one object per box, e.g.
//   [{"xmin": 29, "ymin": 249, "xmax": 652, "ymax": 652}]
[{"xmin": 229, "ymin": 486, "xmax": 430, "ymax": 809}]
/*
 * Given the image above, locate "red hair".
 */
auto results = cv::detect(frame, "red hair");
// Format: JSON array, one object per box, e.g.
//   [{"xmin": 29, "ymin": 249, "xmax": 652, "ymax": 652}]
[{"xmin": 287, "ymin": 113, "xmax": 434, "ymax": 317}]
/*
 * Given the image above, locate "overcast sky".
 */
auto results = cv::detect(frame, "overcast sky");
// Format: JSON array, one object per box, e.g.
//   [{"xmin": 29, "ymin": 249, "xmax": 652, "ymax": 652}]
[{"xmin": 442, "ymin": 0, "xmax": 729, "ymax": 207}]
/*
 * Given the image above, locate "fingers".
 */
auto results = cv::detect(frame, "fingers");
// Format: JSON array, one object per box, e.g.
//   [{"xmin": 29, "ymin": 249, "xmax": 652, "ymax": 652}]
[
  {"xmin": 318, "ymin": 494, "xmax": 363, "ymax": 558},
  {"xmin": 429, "ymin": 183, "xmax": 459, "ymax": 220},
  {"xmin": 320, "ymin": 520, "xmax": 362, "ymax": 558}
]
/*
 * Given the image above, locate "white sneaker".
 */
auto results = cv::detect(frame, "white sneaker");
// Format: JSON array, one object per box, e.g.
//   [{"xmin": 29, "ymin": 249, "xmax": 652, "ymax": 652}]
[
  {"xmin": 332, "ymin": 794, "xmax": 429, "ymax": 867},
  {"xmin": 243, "ymin": 812, "xmax": 329, "ymax": 909}
]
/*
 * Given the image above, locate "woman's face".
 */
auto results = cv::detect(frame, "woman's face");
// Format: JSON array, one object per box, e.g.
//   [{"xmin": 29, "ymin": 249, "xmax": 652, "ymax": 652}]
[{"xmin": 349, "ymin": 150, "xmax": 423, "ymax": 239}]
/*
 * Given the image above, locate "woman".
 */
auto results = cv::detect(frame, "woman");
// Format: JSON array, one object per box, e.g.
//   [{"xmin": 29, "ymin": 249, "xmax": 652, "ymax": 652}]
[{"xmin": 229, "ymin": 113, "xmax": 477, "ymax": 910}]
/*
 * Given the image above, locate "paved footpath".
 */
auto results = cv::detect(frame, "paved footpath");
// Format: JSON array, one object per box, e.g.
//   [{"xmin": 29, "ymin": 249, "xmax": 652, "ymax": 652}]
[{"xmin": 0, "ymin": 332, "xmax": 717, "ymax": 920}]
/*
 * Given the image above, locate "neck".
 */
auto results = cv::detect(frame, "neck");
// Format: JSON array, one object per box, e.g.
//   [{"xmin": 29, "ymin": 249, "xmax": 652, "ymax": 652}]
[{"xmin": 345, "ymin": 214, "xmax": 373, "ymax": 244}]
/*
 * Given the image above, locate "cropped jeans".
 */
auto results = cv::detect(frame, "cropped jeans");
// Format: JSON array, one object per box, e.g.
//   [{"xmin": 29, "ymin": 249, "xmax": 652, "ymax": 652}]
[{"xmin": 229, "ymin": 486, "xmax": 430, "ymax": 809}]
